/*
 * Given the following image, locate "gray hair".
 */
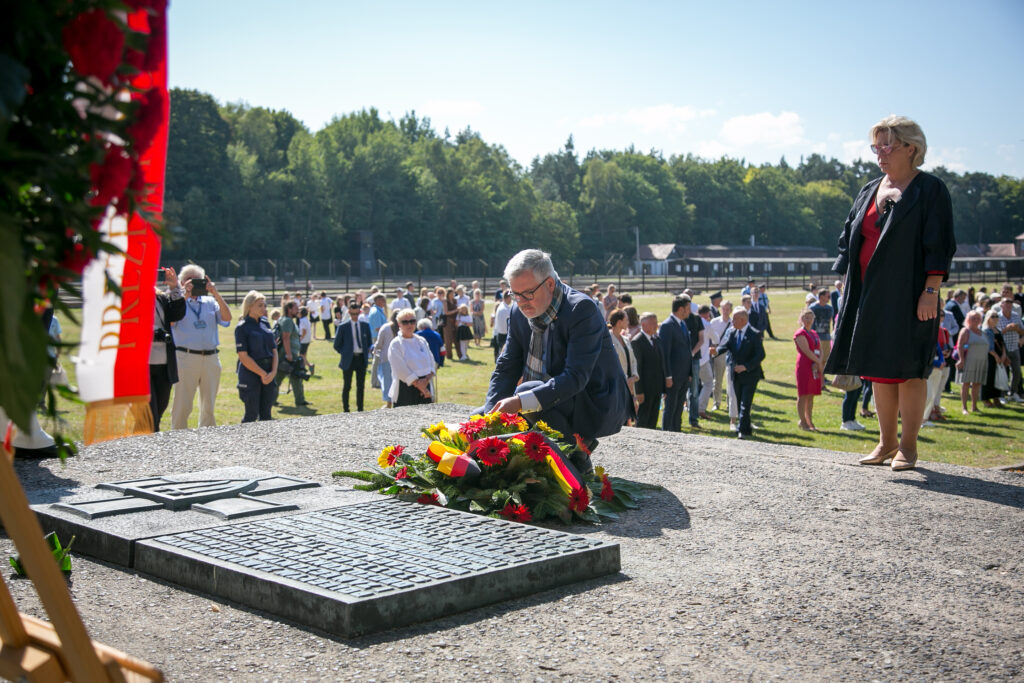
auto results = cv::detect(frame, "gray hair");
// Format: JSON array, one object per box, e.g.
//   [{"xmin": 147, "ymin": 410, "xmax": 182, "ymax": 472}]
[
  {"xmin": 639, "ymin": 311, "xmax": 658, "ymax": 323},
  {"xmin": 180, "ymin": 264, "xmax": 205, "ymax": 282},
  {"xmin": 503, "ymin": 249, "xmax": 558, "ymax": 284},
  {"xmin": 417, "ymin": 318, "xmax": 434, "ymax": 331},
  {"xmin": 870, "ymin": 115, "xmax": 927, "ymax": 167}
]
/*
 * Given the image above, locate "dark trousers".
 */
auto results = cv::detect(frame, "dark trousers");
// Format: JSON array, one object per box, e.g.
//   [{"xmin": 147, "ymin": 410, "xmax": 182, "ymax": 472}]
[
  {"xmin": 734, "ymin": 376, "xmax": 759, "ymax": 435},
  {"xmin": 636, "ymin": 391, "xmax": 661, "ymax": 429},
  {"xmin": 842, "ymin": 385, "xmax": 863, "ymax": 422},
  {"xmin": 493, "ymin": 333, "xmax": 507, "ymax": 361},
  {"xmin": 686, "ymin": 357, "xmax": 701, "ymax": 425},
  {"xmin": 322, "ymin": 318, "xmax": 332, "ymax": 340},
  {"xmin": 662, "ymin": 380, "xmax": 685, "ymax": 432},
  {"xmin": 149, "ymin": 364, "xmax": 172, "ymax": 432},
  {"xmin": 765, "ymin": 315, "xmax": 776, "ymax": 339},
  {"xmin": 395, "ymin": 379, "xmax": 432, "ymax": 407},
  {"xmin": 342, "ymin": 353, "xmax": 367, "ymax": 411},
  {"xmin": 861, "ymin": 380, "xmax": 874, "ymax": 410},
  {"xmin": 239, "ymin": 364, "xmax": 276, "ymax": 422}
]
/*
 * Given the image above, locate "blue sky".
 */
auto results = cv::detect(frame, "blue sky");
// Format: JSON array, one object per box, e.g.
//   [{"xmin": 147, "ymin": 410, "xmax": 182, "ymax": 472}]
[{"xmin": 169, "ymin": 0, "xmax": 1024, "ymax": 177}]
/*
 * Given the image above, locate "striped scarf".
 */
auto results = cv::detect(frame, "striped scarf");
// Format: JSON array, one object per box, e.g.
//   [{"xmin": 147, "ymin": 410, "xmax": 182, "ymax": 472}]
[{"xmin": 522, "ymin": 282, "xmax": 564, "ymax": 383}]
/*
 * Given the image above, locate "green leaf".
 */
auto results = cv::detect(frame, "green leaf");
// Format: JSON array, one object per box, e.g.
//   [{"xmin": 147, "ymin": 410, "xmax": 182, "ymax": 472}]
[
  {"xmin": 8, "ymin": 555, "xmax": 24, "ymax": 576},
  {"xmin": 469, "ymin": 500, "xmax": 486, "ymax": 512}
]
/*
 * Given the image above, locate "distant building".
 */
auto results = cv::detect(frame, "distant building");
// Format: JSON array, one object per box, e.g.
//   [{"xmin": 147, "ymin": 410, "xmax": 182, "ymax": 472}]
[{"xmin": 636, "ymin": 243, "xmax": 829, "ymax": 278}]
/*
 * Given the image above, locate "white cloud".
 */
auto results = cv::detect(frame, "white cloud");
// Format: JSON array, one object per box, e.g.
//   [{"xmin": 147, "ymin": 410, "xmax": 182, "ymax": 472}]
[
  {"xmin": 720, "ymin": 111, "xmax": 803, "ymax": 147},
  {"xmin": 923, "ymin": 147, "xmax": 968, "ymax": 173},
  {"xmin": 694, "ymin": 140, "xmax": 730, "ymax": 159},
  {"xmin": 578, "ymin": 113, "xmax": 617, "ymax": 129},
  {"xmin": 840, "ymin": 139, "xmax": 869, "ymax": 164}
]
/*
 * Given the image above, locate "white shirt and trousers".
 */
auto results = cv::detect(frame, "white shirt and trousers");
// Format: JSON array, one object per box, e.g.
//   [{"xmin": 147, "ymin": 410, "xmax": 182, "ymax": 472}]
[{"xmin": 171, "ymin": 296, "xmax": 229, "ymax": 429}]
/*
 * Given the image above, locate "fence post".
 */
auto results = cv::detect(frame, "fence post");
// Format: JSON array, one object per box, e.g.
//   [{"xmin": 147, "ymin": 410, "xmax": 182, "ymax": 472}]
[
  {"xmin": 641, "ymin": 266, "xmax": 646, "ymax": 294},
  {"xmin": 377, "ymin": 259, "xmax": 388, "ymax": 293},
  {"xmin": 447, "ymin": 259, "xmax": 457, "ymax": 284},
  {"xmin": 229, "ymin": 259, "xmax": 240, "ymax": 304},
  {"xmin": 302, "ymin": 259, "xmax": 311, "ymax": 299},
  {"xmin": 478, "ymin": 259, "xmax": 488, "ymax": 297},
  {"xmin": 565, "ymin": 260, "xmax": 574, "ymax": 288},
  {"xmin": 267, "ymin": 259, "xmax": 277, "ymax": 302},
  {"xmin": 412, "ymin": 259, "xmax": 423, "ymax": 293},
  {"xmin": 341, "ymin": 260, "xmax": 350, "ymax": 294}
]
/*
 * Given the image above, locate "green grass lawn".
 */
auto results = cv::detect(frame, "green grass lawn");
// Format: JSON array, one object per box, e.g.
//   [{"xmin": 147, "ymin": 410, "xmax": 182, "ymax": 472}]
[{"xmin": 43, "ymin": 286, "xmax": 1022, "ymax": 468}]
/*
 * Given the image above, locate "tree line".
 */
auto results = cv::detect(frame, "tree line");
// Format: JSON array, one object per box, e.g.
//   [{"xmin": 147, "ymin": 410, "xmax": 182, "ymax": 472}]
[{"xmin": 164, "ymin": 88, "xmax": 1024, "ymax": 264}]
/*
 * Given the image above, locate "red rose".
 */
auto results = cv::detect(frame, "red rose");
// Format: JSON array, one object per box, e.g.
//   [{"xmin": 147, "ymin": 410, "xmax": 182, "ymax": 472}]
[
  {"xmin": 90, "ymin": 145, "xmax": 136, "ymax": 209},
  {"xmin": 568, "ymin": 487, "xmax": 590, "ymax": 513},
  {"xmin": 62, "ymin": 9, "xmax": 125, "ymax": 85},
  {"xmin": 518, "ymin": 431, "xmax": 552, "ymax": 462},
  {"xmin": 471, "ymin": 437, "xmax": 509, "ymax": 467}
]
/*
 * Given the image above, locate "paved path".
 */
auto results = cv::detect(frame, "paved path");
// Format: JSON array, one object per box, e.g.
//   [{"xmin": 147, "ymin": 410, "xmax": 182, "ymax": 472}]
[{"xmin": 5, "ymin": 404, "xmax": 1023, "ymax": 681}]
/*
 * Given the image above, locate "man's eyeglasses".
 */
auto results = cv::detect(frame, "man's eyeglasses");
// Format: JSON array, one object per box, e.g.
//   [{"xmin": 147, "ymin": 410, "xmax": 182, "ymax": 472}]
[
  {"xmin": 510, "ymin": 276, "xmax": 550, "ymax": 302},
  {"xmin": 870, "ymin": 142, "xmax": 904, "ymax": 155},
  {"xmin": 399, "ymin": 319, "xmax": 416, "ymax": 325}
]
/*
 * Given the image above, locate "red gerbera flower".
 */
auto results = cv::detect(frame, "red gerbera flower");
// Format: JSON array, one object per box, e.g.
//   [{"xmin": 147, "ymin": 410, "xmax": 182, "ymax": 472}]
[
  {"xmin": 459, "ymin": 418, "xmax": 486, "ymax": 442},
  {"xmin": 518, "ymin": 431, "xmax": 552, "ymax": 463},
  {"xmin": 568, "ymin": 487, "xmax": 590, "ymax": 513},
  {"xmin": 574, "ymin": 433, "xmax": 592, "ymax": 456},
  {"xmin": 600, "ymin": 474, "xmax": 614, "ymax": 501},
  {"xmin": 472, "ymin": 436, "xmax": 510, "ymax": 467},
  {"xmin": 500, "ymin": 503, "xmax": 533, "ymax": 523},
  {"xmin": 394, "ymin": 467, "xmax": 408, "ymax": 480},
  {"xmin": 416, "ymin": 493, "xmax": 440, "ymax": 506},
  {"xmin": 500, "ymin": 412, "xmax": 522, "ymax": 426}
]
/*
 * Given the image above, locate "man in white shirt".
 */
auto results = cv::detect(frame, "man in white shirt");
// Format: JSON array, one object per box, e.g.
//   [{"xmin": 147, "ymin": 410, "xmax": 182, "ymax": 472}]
[
  {"xmin": 491, "ymin": 291, "xmax": 513, "ymax": 361},
  {"xmin": 696, "ymin": 304, "xmax": 715, "ymax": 416},
  {"xmin": 390, "ymin": 288, "xmax": 411, "ymax": 313},
  {"xmin": 319, "ymin": 291, "xmax": 334, "ymax": 340},
  {"xmin": 707, "ymin": 300, "xmax": 734, "ymax": 415}
]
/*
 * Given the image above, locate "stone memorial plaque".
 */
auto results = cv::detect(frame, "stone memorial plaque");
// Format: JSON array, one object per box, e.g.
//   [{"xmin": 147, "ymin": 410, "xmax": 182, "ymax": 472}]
[{"xmin": 135, "ymin": 499, "xmax": 621, "ymax": 637}]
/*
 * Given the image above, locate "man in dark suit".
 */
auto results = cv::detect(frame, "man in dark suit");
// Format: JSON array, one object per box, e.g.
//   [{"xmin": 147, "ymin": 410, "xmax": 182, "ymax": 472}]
[
  {"xmin": 747, "ymin": 285, "xmax": 767, "ymax": 334},
  {"xmin": 658, "ymin": 297, "xmax": 692, "ymax": 432},
  {"xmin": 709, "ymin": 291, "xmax": 722, "ymax": 319},
  {"xmin": 713, "ymin": 308, "xmax": 765, "ymax": 438},
  {"xmin": 333, "ymin": 303, "xmax": 373, "ymax": 412},
  {"xmin": 944, "ymin": 289, "xmax": 966, "ymax": 331},
  {"xmin": 480, "ymin": 249, "xmax": 631, "ymax": 467},
  {"xmin": 631, "ymin": 312, "xmax": 666, "ymax": 429}
]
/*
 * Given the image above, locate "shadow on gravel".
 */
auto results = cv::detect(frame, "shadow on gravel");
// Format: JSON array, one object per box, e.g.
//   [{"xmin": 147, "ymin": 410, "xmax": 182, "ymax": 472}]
[
  {"xmin": 891, "ymin": 469, "xmax": 1024, "ymax": 509},
  {"xmin": 576, "ymin": 486, "xmax": 691, "ymax": 539},
  {"xmin": 14, "ymin": 459, "xmax": 80, "ymax": 504}
]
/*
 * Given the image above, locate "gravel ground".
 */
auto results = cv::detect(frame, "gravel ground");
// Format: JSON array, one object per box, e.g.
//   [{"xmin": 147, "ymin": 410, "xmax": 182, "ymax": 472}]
[{"xmin": 3, "ymin": 404, "xmax": 1023, "ymax": 681}]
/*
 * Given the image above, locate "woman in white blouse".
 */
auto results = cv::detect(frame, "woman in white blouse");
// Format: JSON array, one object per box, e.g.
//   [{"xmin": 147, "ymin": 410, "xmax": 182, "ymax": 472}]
[
  {"xmin": 608, "ymin": 309, "xmax": 639, "ymax": 423},
  {"xmin": 388, "ymin": 309, "xmax": 436, "ymax": 406}
]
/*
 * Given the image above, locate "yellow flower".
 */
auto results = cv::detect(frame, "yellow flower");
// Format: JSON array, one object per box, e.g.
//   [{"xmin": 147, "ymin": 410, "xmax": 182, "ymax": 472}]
[
  {"xmin": 484, "ymin": 412, "xmax": 503, "ymax": 426},
  {"xmin": 594, "ymin": 466, "xmax": 606, "ymax": 478},
  {"xmin": 426, "ymin": 421, "xmax": 447, "ymax": 435},
  {"xmin": 377, "ymin": 445, "xmax": 404, "ymax": 468},
  {"xmin": 535, "ymin": 420, "xmax": 563, "ymax": 439},
  {"xmin": 439, "ymin": 428, "xmax": 452, "ymax": 442}
]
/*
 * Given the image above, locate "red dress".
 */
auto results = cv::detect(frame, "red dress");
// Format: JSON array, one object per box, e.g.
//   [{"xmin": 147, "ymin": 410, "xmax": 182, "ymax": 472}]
[
  {"xmin": 859, "ymin": 197, "xmax": 905, "ymax": 385},
  {"xmin": 794, "ymin": 327, "xmax": 822, "ymax": 396}
]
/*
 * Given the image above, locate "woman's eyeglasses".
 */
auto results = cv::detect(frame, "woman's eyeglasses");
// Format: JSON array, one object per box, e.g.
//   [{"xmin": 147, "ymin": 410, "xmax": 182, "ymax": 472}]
[{"xmin": 870, "ymin": 142, "xmax": 903, "ymax": 155}]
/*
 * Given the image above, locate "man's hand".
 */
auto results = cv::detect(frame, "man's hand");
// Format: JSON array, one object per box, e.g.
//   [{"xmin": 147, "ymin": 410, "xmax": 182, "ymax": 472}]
[
  {"xmin": 493, "ymin": 395, "xmax": 523, "ymax": 414},
  {"xmin": 261, "ymin": 371, "xmax": 275, "ymax": 385},
  {"xmin": 735, "ymin": 364, "xmax": 747, "ymax": 373},
  {"xmin": 636, "ymin": 393, "xmax": 645, "ymax": 405},
  {"xmin": 164, "ymin": 266, "xmax": 179, "ymax": 290},
  {"xmin": 665, "ymin": 377, "xmax": 673, "ymax": 389},
  {"xmin": 183, "ymin": 279, "xmax": 193, "ymax": 297}
]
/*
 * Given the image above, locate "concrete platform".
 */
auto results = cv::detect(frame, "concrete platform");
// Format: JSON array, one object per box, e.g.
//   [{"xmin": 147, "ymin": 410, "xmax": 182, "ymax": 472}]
[{"xmin": 5, "ymin": 404, "xmax": 1023, "ymax": 680}]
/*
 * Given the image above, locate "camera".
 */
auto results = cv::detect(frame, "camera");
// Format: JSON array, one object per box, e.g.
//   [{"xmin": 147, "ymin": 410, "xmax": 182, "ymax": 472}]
[
  {"xmin": 153, "ymin": 328, "xmax": 169, "ymax": 342},
  {"xmin": 191, "ymin": 277, "xmax": 208, "ymax": 296},
  {"xmin": 291, "ymin": 364, "xmax": 311, "ymax": 381}
]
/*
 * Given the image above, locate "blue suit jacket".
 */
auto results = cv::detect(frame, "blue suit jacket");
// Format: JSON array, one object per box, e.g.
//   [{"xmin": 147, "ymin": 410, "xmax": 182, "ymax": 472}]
[
  {"xmin": 333, "ymin": 320, "xmax": 373, "ymax": 370},
  {"xmin": 658, "ymin": 315, "xmax": 692, "ymax": 384},
  {"xmin": 716, "ymin": 326, "xmax": 765, "ymax": 383},
  {"xmin": 746, "ymin": 304, "xmax": 767, "ymax": 335},
  {"xmin": 483, "ymin": 283, "xmax": 630, "ymax": 438}
]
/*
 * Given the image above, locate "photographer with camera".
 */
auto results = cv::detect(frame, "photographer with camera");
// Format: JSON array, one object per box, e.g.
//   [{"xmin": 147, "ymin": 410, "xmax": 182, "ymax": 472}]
[
  {"xmin": 275, "ymin": 300, "xmax": 311, "ymax": 408},
  {"xmin": 149, "ymin": 266, "xmax": 186, "ymax": 431},
  {"xmin": 170, "ymin": 264, "xmax": 232, "ymax": 430}
]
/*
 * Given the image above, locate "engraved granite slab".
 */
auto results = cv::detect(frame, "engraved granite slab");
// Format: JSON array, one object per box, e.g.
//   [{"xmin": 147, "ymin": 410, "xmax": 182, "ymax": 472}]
[
  {"xmin": 30, "ymin": 467, "xmax": 363, "ymax": 566},
  {"xmin": 134, "ymin": 499, "xmax": 621, "ymax": 637}
]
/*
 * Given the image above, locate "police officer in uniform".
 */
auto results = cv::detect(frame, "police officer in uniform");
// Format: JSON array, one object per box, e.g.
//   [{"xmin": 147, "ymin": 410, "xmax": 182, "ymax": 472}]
[{"xmin": 235, "ymin": 291, "xmax": 278, "ymax": 422}]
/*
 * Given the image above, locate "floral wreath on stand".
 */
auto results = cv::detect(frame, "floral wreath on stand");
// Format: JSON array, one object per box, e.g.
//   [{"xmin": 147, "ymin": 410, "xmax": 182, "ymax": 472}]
[
  {"xmin": 2, "ymin": 0, "xmax": 167, "ymax": 451},
  {"xmin": 334, "ymin": 412, "xmax": 654, "ymax": 524}
]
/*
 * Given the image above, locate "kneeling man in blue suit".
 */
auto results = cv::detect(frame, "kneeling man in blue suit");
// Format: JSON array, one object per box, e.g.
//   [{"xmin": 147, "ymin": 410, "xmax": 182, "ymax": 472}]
[{"xmin": 479, "ymin": 249, "xmax": 632, "ymax": 470}]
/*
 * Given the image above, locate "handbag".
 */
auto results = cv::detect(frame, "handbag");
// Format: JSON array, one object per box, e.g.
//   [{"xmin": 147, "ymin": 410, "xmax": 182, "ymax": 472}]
[
  {"xmin": 830, "ymin": 374, "xmax": 862, "ymax": 392},
  {"xmin": 994, "ymin": 364, "xmax": 1010, "ymax": 392}
]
